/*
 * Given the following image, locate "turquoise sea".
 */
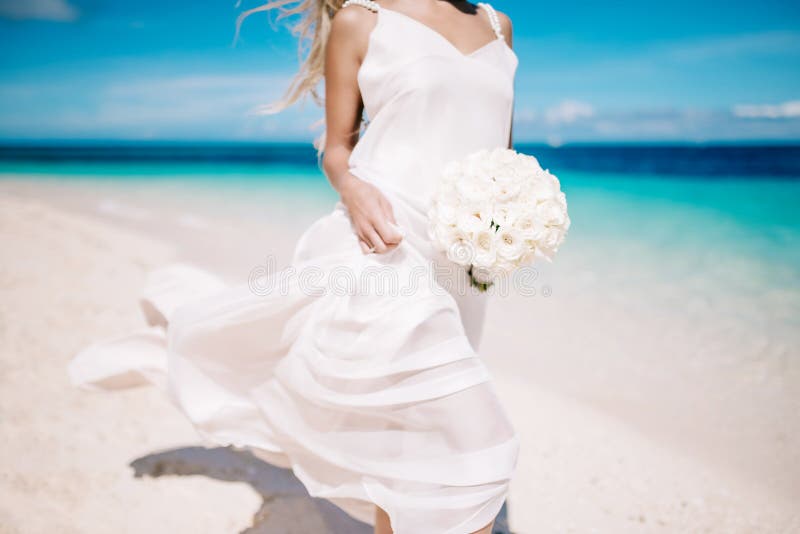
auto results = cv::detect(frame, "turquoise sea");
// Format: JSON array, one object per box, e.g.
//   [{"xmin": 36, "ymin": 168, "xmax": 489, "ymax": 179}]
[
  {"xmin": 2, "ymin": 143, "xmax": 798, "ymax": 286},
  {"xmin": 2, "ymin": 143, "xmax": 799, "ymax": 308}
]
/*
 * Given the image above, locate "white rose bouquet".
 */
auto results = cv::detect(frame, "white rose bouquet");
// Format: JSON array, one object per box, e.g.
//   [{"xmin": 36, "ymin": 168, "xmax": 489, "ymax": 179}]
[{"xmin": 428, "ymin": 147, "xmax": 570, "ymax": 291}]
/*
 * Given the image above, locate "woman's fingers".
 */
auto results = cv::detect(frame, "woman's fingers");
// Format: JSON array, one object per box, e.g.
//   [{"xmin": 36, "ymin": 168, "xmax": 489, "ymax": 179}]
[
  {"xmin": 362, "ymin": 225, "xmax": 387, "ymax": 253},
  {"xmin": 379, "ymin": 198, "xmax": 405, "ymax": 244},
  {"xmin": 342, "ymin": 180, "xmax": 404, "ymax": 255},
  {"xmin": 380, "ymin": 196, "xmax": 398, "ymax": 225},
  {"xmin": 351, "ymin": 191, "xmax": 403, "ymax": 255},
  {"xmin": 373, "ymin": 217, "xmax": 403, "ymax": 247}
]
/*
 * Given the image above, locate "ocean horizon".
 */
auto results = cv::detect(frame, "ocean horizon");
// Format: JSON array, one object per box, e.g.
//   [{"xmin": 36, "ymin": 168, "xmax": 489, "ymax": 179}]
[{"xmin": 1, "ymin": 141, "xmax": 800, "ymax": 179}]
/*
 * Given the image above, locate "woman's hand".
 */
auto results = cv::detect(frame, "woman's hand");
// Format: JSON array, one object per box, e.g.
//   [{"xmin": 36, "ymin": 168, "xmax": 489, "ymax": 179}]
[{"xmin": 338, "ymin": 173, "xmax": 403, "ymax": 254}]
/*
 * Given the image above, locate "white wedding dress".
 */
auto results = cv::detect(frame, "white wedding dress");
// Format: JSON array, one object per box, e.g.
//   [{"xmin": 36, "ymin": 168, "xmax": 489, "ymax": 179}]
[{"xmin": 69, "ymin": 2, "xmax": 520, "ymax": 532}]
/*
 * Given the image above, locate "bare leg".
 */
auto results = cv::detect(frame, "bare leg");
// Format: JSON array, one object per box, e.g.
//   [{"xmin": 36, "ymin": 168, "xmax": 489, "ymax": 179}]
[
  {"xmin": 374, "ymin": 507, "xmax": 392, "ymax": 534},
  {"xmin": 374, "ymin": 507, "xmax": 494, "ymax": 534}
]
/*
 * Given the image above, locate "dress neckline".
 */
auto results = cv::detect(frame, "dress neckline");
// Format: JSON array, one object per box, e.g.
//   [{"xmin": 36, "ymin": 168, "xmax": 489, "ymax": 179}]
[{"xmin": 378, "ymin": 5, "xmax": 504, "ymax": 59}]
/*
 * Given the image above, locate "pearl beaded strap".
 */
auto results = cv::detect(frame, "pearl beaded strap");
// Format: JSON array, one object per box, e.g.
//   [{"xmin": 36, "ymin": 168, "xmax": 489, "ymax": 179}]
[
  {"xmin": 341, "ymin": 0, "xmax": 380, "ymax": 13},
  {"xmin": 476, "ymin": 2, "xmax": 503, "ymax": 40}
]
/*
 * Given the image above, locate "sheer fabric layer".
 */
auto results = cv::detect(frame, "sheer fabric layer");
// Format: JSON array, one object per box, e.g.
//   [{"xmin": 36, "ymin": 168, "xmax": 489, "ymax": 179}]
[{"xmin": 70, "ymin": 203, "xmax": 519, "ymax": 533}]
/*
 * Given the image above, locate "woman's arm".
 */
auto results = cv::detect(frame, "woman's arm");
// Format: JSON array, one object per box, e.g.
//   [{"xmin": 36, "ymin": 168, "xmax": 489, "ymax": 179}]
[{"xmin": 322, "ymin": 6, "xmax": 403, "ymax": 254}]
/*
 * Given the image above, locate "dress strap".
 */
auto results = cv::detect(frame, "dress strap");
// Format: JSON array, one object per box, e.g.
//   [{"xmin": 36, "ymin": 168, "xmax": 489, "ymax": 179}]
[
  {"xmin": 340, "ymin": 0, "xmax": 380, "ymax": 13},
  {"xmin": 476, "ymin": 2, "xmax": 504, "ymax": 40}
]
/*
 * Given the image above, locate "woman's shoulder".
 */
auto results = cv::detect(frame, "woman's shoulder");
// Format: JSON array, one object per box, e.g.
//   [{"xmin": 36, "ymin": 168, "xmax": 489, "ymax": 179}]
[
  {"xmin": 488, "ymin": 5, "xmax": 513, "ymax": 46},
  {"xmin": 333, "ymin": 1, "xmax": 379, "ymax": 27},
  {"xmin": 329, "ymin": 2, "xmax": 378, "ymax": 52},
  {"xmin": 476, "ymin": 2, "xmax": 512, "ymax": 41},
  {"xmin": 495, "ymin": 10, "xmax": 512, "ymax": 30}
]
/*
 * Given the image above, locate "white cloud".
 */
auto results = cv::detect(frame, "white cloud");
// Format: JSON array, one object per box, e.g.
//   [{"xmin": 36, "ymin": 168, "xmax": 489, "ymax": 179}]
[
  {"xmin": 510, "ymin": 105, "xmax": 800, "ymax": 143},
  {"xmin": 732, "ymin": 100, "xmax": 800, "ymax": 119},
  {"xmin": 545, "ymin": 100, "xmax": 595, "ymax": 125},
  {"xmin": 0, "ymin": 0, "xmax": 78, "ymax": 22},
  {"xmin": 545, "ymin": 134, "xmax": 563, "ymax": 148}
]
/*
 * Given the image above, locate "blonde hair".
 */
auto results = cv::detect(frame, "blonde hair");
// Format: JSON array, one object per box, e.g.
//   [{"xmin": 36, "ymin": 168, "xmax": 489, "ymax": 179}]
[{"xmin": 234, "ymin": 0, "xmax": 346, "ymax": 116}]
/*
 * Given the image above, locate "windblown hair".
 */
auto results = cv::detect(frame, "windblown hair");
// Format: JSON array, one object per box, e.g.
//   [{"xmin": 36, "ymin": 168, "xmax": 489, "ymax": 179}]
[{"xmin": 235, "ymin": 0, "xmax": 346, "ymax": 114}]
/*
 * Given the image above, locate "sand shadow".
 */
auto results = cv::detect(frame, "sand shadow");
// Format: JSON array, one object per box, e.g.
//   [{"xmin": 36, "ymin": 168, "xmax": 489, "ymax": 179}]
[{"xmin": 130, "ymin": 446, "xmax": 512, "ymax": 533}]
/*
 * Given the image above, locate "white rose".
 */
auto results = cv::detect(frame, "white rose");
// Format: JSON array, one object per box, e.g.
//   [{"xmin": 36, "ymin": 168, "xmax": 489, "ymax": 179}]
[
  {"xmin": 446, "ymin": 237, "xmax": 476, "ymax": 266},
  {"xmin": 537, "ymin": 227, "xmax": 565, "ymax": 258},
  {"xmin": 492, "ymin": 204, "xmax": 521, "ymax": 228},
  {"xmin": 509, "ymin": 161, "xmax": 533, "ymax": 183},
  {"xmin": 471, "ymin": 229, "xmax": 498, "ymax": 269},
  {"xmin": 492, "ymin": 174, "xmax": 522, "ymax": 202},
  {"xmin": 463, "ymin": 153, "xmax": 491, "ymax": 182},
  {"xmin": 513, "ymin": 211, "xmax": 538, "ymax": 236},
  {"xmin": 535, "ymin": 198, "xmax": 568, "ymax": 227},
  {"xmin": 456, "ymin": 175, "xmax": 491, "ymax": 205},
  {"xmin": 496, "ymin": 226, "xmax": 527, "ymax": 262},
  {"xmin": 456, "ymin": 210, "xmax": 491, "ymax": 238},
  {"xmin": 432, "ymin": 199, "xmax": 459, "ymax": 226},
  {"xmin": 522, "ymin": 154, "xmax": 543, "ymax": 171},
  {"xmin": 488, "ymin": 147, "xmax": 519, "ymax": 167},
  {"xmin": 527, "ymin": 171, "xmax": 558, "ymax": 201}
]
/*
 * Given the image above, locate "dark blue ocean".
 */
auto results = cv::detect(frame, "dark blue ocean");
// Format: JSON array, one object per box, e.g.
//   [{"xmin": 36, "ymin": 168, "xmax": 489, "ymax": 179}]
[{"xmin": 2, "ymin": 142, "xmax": 800, "ymax": 178}]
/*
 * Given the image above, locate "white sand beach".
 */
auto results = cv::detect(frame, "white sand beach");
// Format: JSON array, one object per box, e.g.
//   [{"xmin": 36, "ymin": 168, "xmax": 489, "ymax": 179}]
[{"xmin": 1, "ymin": 177, "xmax": 798, "ymax": 533}]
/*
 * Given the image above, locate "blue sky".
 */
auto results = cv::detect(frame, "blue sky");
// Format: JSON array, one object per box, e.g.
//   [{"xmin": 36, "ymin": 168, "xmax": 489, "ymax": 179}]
[{"xmin": 0, "ymin": 0, "xmax": 798, "ymax": 142}]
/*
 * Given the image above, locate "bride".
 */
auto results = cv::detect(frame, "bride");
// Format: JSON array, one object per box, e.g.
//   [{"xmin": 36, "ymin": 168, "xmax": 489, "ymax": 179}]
[{"xmin": 70, "ymin": 0, "xmax": 519, "ymax": 532}]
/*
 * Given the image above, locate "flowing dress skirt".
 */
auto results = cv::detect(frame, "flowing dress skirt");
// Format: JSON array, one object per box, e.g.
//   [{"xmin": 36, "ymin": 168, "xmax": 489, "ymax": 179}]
[{"xmin": 69, "ymin": 188, "xmax": 519, "ymax": 534}]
